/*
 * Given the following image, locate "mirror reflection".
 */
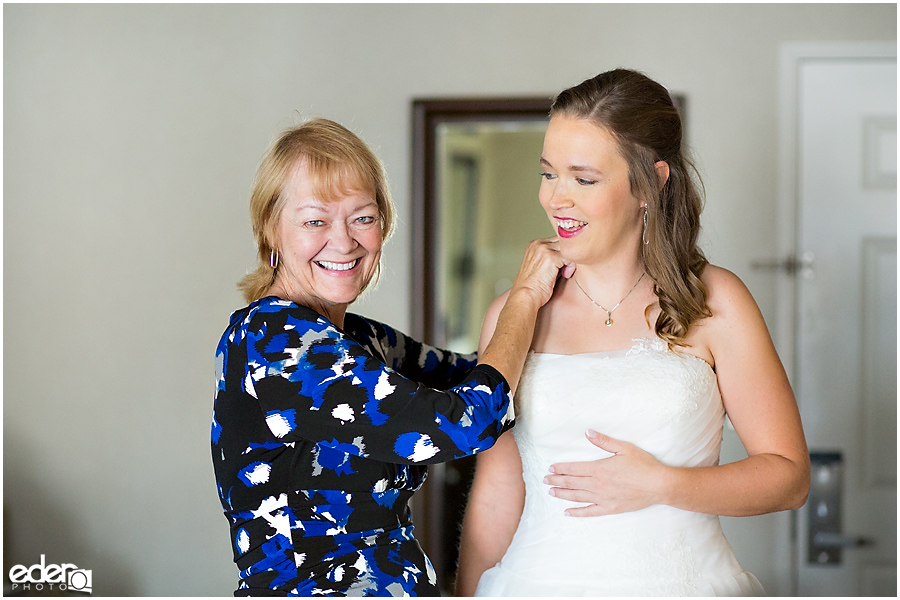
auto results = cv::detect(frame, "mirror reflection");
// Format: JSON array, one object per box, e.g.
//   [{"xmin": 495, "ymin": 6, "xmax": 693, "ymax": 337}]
[{"xmin": 434, "ymin": 120, "xmax": 550, "ymax": 351}]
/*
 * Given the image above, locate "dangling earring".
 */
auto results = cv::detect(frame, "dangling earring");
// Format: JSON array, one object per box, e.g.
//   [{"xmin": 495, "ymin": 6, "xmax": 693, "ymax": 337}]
[
  {"xmin": 270, "ymin": 248, "xmax": 279, "ymax": 269},
  {"xmin": 642, "ymin": 207, "xmax": 650, "ymax": 245}
]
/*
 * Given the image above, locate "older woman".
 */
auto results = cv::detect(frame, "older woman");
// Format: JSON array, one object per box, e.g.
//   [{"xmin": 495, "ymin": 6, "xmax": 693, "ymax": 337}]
[{"xmin": 211, "ymin": 118, "xmax": 571, "ymax": 596}]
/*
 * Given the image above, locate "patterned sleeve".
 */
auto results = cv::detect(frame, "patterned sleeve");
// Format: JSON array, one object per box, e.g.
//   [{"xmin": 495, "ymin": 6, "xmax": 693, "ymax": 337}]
[
  {"xmin": 342, "ymin": 313, "xmax": 478, "ymax": 390},
  {"xmin": 243, "ymin": 300, "xmax": 513, "ymax": 465}
]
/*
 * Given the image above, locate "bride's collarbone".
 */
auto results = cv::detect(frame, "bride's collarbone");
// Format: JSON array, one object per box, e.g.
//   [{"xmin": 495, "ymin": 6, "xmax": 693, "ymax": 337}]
[{"xmin": 534, "ymin": 303, "xmax": 654, "ymax": 354}]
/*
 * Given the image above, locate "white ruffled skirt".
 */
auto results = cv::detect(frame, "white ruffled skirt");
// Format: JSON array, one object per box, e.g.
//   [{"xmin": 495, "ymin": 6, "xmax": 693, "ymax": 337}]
[{"xmin": 474, "ymin": 506, "xmax": 766, "ymax": 597}]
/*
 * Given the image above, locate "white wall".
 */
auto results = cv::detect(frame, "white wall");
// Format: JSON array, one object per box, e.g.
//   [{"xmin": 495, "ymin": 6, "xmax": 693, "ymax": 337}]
[{"xmin": 4, "ymin": 4, "xmax": 894, "ymax": 596}]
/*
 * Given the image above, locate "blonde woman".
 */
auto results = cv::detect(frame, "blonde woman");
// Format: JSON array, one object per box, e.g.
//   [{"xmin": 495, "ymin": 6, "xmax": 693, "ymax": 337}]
[{"xmin": 211, "ymin": 119, "xmax": 571, "ymax": 595}]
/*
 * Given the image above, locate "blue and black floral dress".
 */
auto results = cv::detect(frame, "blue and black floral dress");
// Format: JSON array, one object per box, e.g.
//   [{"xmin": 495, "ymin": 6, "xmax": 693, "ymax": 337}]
[{"xmin": 211, "ymin": 297, "xmax": 514, "ymax": 596}]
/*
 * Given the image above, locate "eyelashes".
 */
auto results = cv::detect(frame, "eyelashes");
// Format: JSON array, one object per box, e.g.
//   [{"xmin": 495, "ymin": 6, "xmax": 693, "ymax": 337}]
[
  {"xmin": 540, "ymin": 172, "xmax": 597, "ymax": 186},
  {"xmin": 303, "ymin": 215, "xmax": 377, "ymax": 229}
]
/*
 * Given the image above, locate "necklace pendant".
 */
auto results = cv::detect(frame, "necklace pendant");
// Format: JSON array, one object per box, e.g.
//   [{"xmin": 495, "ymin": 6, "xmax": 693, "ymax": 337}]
[{"xmin": 572, "ymin": 272, "xmax": 645, "ymax": 330}]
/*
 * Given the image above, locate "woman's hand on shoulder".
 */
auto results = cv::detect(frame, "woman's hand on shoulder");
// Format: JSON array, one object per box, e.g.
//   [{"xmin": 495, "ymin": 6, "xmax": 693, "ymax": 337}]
[
  {"xmin": 477, "ymin": 237, "xmax": 574, "ymax": 393},
  {"xmin": 478, "ymin": 236, "xmax": 574, "ymax": 355}
]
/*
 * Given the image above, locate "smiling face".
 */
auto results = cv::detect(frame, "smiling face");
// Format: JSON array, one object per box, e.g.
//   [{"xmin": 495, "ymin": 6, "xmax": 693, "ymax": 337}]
[
  {"xmin": 271, "ymin": 160, "xmax": 383, "ymax": 323},
  {"xmin": 539, "ymin": 116, "xmax": 644, "ymax": 267}
]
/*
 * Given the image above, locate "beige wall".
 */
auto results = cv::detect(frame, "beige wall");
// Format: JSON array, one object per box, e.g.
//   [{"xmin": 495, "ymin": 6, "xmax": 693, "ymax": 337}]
[{"xmin": 4, "ymin": 4, "xmax": 895, "ymax": 595}]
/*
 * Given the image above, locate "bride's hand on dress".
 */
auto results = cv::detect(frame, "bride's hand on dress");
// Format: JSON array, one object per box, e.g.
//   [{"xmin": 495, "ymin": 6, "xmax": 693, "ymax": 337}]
[{"xmin": 543, "ymin": 429, "xmax": 669, "ymax": 517}]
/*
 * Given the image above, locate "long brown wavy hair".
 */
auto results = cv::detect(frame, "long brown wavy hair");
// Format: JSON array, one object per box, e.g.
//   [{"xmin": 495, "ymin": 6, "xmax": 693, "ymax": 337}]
[{"xmin": 551, "ymin": 69, "xmax": 710, "ymax": 347}]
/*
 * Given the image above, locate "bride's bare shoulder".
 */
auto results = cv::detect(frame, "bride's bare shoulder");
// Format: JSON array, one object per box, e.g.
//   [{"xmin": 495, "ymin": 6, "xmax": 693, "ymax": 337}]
[
  {"xmin": 478, "ymin": 289, "xmax": 513, "ymax": 352},
  {"xmin": 481, "ymin": 289, "xmax": 510, "ymax": 330},
  {"xmin": 700, "ymin": 264, "xmax": 759, "ymax": 319}
]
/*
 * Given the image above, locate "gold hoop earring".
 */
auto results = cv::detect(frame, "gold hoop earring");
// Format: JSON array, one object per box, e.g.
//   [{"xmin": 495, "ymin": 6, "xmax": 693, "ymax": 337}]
[
  {"xmin": 642, "ymin": 208, "xmax": 649, "ymax": 245},
  {"xmin": 270, "ymin": 249, "xmax": 279, "ymax": 269}
]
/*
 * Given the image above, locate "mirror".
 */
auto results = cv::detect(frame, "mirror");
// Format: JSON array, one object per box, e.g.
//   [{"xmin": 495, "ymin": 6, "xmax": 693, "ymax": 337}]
[
  {"xmin": 410, "ymin": 97, "xmax": 552, "ymax": 592},
  {"xmin": 411, "ymin": 98, "xmax": 554, "ymax": 347}
]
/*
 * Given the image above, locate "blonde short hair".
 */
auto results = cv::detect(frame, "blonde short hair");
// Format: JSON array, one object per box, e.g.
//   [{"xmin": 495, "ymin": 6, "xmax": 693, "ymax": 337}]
[{"xmin": 238, "ymin": 118, "xmax": 395, "ymax": 303}]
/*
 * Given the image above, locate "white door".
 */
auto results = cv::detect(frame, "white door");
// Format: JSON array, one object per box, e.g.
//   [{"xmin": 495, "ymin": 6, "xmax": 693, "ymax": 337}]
[{"xmin": 790, "ymin": 48, "xmax": 897, "ymax": 596}]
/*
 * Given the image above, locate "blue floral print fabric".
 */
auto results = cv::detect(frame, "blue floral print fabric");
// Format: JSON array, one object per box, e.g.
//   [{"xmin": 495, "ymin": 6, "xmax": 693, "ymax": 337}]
[{"xmin": 211, "ymin": 297, "xmax": 513, "ymax": 596}]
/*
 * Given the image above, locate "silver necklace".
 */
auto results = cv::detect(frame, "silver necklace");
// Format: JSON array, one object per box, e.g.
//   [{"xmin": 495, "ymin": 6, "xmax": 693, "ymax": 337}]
[{"xmin": 573, "ymin": 273, "xmax": 645, "ymax": 327}]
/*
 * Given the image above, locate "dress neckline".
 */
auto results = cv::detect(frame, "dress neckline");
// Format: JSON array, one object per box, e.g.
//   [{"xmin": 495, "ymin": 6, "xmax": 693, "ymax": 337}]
[
  {"xmin": 531, "ymin": 337, "xmax": 714, "ymax": 372},
  {"xmin": 530, "ymin": 336, "xmax": 664, "ymax": 357}
]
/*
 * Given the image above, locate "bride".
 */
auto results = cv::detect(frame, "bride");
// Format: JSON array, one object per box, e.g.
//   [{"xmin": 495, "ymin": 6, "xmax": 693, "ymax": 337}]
[{"xmin": 456, "ymin": 69, "xmax": 810, "ymax": 596}]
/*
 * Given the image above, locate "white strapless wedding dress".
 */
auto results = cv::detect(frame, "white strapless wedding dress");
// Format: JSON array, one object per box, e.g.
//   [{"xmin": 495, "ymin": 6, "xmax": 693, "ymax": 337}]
[{"xmin": 475, "ymin": 338, "xmax": 765, "ymax": 597}]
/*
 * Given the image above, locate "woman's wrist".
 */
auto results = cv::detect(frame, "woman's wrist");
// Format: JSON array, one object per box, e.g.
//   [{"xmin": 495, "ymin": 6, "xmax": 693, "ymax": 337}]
[{"xmin": 504, "ymin": 285, "xmax": 544, "ymax": 314}]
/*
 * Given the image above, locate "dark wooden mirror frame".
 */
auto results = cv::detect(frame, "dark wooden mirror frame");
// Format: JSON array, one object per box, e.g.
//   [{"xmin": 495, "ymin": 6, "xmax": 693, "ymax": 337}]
[{"xmin": 411, "ymin": 97, "xmax": 554, "ymax": 343}]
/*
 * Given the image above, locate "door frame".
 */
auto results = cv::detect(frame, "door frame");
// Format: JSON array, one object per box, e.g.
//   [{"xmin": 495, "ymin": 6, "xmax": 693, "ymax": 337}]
[{"xmin": 775, "ymin": 41, "xmax": 897, "ymax": 596}]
